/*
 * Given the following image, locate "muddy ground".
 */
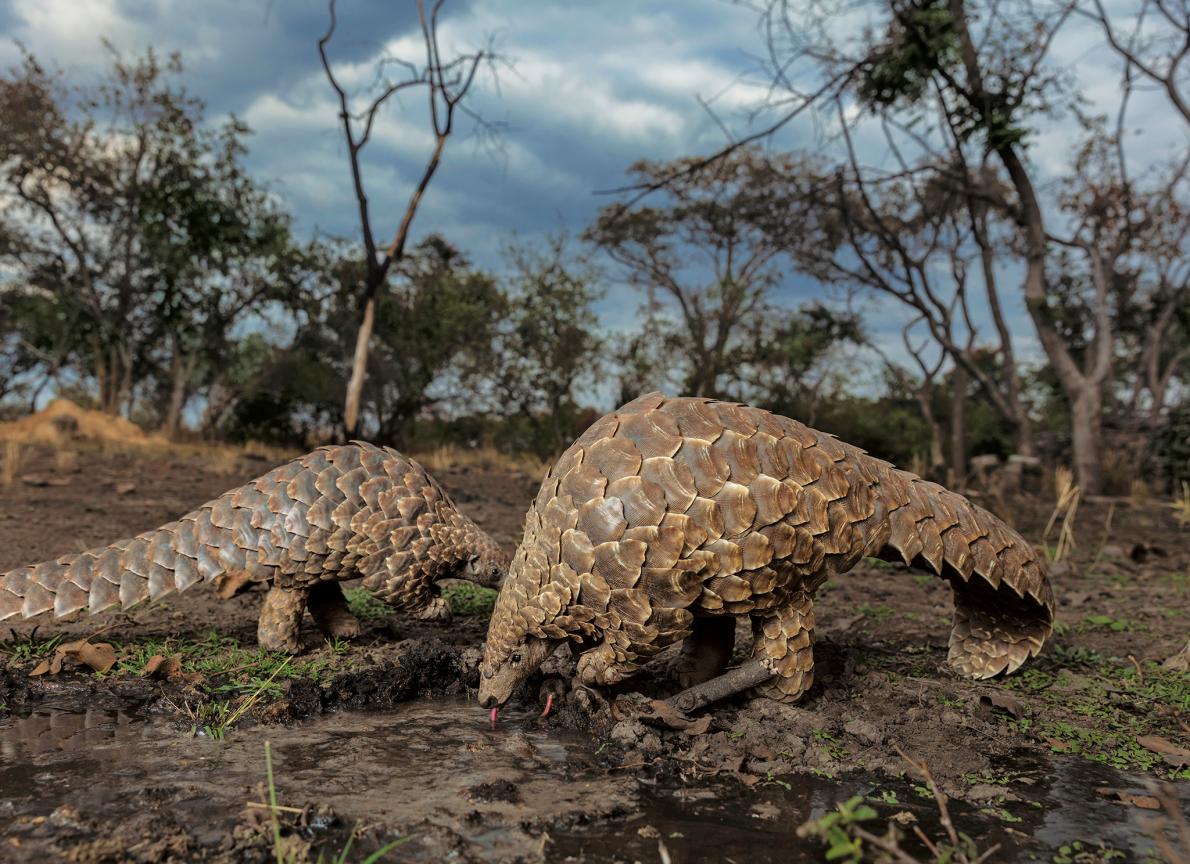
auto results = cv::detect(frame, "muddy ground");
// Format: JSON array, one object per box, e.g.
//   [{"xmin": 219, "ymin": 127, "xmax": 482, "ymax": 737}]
[{"xmin": 0, "ymin": 443, "xmax": 1187, "ymax": 863}]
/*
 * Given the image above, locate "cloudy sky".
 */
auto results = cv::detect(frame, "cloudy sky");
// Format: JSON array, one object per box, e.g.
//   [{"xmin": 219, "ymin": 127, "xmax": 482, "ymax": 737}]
[{"xmin": 1, "ymin": 0, "xmax": 1184, "ymax": 379}]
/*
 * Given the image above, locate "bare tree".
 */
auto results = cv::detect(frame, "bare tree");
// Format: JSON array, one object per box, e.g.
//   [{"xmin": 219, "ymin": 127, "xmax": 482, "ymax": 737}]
[
  {"xmin": 1082, "ymin": 0, "xmax": 1190, "ymax": 125},
  {"xmin": 318, "ymin": 0, "xmax": 490, "ymax": 437},
  {"xmin": 798, "ymin": 112, "xmax": 1018, "ymax": 470}
]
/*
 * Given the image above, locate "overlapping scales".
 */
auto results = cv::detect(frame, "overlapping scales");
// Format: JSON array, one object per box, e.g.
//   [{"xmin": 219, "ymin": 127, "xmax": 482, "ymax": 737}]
[
  {"xmin": 0, "ymin": 442, "xmax": 507, "ymax": 624},
  {"xmin": 482, "ymin": 391, "xmax": 1054, "ymax": 689}
]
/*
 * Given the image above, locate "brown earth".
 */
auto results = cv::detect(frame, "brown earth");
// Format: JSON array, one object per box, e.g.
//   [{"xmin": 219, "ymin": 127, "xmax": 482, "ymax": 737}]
[{"xmin": 0, "ymin": 443, "xmax": 1187, "ymax": 863}]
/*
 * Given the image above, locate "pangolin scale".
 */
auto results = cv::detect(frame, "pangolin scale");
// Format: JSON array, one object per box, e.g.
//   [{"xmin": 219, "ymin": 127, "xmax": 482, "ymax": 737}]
[
  {"xmin": 478, "ymin": 393, "xmax": 1053, "ymax": 706},
  {"xmin": 0, "ymin": 442, "xmax": 508, "ymax": 651}
]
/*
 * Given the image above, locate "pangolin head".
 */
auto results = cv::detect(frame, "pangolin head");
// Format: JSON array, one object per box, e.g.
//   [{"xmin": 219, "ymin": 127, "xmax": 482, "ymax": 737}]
[
  {"xmin": 477, "ymin": 537, "xmax": 563, "ymax": 710},
  {"xmin": 456, "ymin": 516, "xmax": 510, "ymax": 587}
]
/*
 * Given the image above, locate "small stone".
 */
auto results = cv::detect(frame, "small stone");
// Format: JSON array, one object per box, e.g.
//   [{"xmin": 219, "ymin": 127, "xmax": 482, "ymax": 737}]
[
  {"xmin": 638, "ymin": 731, "xmax": 663, "ymax": 755},
  {"xmin": 966, "ymin": 784, "xmax": 1008, "ymax": 803},
  {"xmin": 610, "ymin": 719, "xmax": 646, "ymax": 748},
  {"xmin": 843, "ymin": 719, "xmax": 882, "ymax": 746}
]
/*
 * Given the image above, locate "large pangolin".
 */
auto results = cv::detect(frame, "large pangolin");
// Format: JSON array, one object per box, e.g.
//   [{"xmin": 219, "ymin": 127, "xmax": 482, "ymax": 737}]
[
  {"xmin": 478, "ymin": 393, "xmax": 1053, "ymax": 712},
  {"xmin": 0, "ymin": 442, "xmax": 508, "ymax": 651}
]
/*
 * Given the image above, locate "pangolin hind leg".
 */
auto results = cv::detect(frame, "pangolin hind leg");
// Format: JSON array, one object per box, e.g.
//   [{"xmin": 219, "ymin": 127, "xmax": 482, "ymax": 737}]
[
  {"xmin": 307, "ymin": 582, "xmax": 362, "ymax": 640},
  {"xmin": 651, "ymin": 594, "xmax": 816, "ymax": 718},
  {"xmin": 750, "ymin": 590, "xmax": 817, "ymax": 703},
  {"xmin": 673, "ymin": 614, "xmax": 736, "ymax": 688},
  {"xmin": 257, "ymin": 584, "xmax": 309, "ymax": 653}
]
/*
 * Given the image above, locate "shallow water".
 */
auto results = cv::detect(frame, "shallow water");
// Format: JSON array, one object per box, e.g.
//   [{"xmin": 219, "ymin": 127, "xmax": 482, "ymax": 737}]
[
  {"xmin": 1, "ymin": 698, "xmax": 1185, "ymax": 862},
  {"xmin": 0, "ymin": 696, "xmax": 633, "ymax": 861}
]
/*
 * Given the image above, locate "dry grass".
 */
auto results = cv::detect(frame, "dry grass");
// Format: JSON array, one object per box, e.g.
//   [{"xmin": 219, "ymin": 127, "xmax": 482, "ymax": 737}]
[
  {"xmin": 1167, "ymin": 481, "xmax": 1190, "ymax": 531},
  {"xmin": 414, "ymin": 443, "xmax": 550, "ymax": 478},
  {"xmin": 0, "ymin": 399, "xmax": 166, "ymax": 448},
  {"xmin": 0, "ymin": 401, "xmax": 301, "ymax": 479},
  {"xmin": 1043, "ymin": 467, "xmax": 1081, "ymax": 563},
  {"xmin": 0, "ymin": 399, "xmax": 553, "ymax": 483},
  {"xmin": 208, "ymin": 446, "xmax": 246, "ymax": 477},
  {"xmin": 2, "ymin": 439, "xmax": 21, "ymax": 486},
  {"xmin": 54, "ymin": 448, "xmax": 79, "ymax": 473}
]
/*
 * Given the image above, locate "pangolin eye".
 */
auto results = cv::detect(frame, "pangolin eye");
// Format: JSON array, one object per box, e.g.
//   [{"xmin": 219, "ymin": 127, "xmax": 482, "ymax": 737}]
[{"xmin": 510, "ymin": 652, "xmax": 522, "ymax": 665}]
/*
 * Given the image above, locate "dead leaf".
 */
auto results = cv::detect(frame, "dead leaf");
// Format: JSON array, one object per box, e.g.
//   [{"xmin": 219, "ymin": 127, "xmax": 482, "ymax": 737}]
[
  {"xmin": 1096, "ymin": 787, "xmax": 1161, "ymax": 809},
  {"xmin": 215, "ymin": 570, "xmax": 257, "ymax": 599},
  {"xmin": 980, "ymin": 691, "xmax": 1028, "ymax": 718},
  {"xmin": 141, "ymin": 654, "xmax": 183, "ymax": 680},
  {"xmin": 682, "ymin": 716, "xmax": 712, "ymax": 736},
  {"xmin": 1136, "ymin": 735, "xmax": 1190, "ymax": 768},
  {"xmin": 890, "ymin": 811, "xmax": 918, "ymax": 826},
  {"xmin": 20, "ymin": 474, "xmax": 70, "ymax": 487},
  {"xmin": 28, "ymin": 639, "xmax": 116, "ymax": 676},
  {"xmin": 734, "ymin": 771, "xmax": 761, "ymax": 787},
  {"xmin": 643, "ymin": 698, "xmax": 696, "ymax": 730},
  {"xmin": 1164, "ymin": 638, "xmax": 1190, "ymax": 672},
  {"xmin": 64, "ymin": 640, "xmax": 117, "ymax": 673},
  {"xmin": 114, "ymin": 481, "xmax": 136, "ymax": 495}
]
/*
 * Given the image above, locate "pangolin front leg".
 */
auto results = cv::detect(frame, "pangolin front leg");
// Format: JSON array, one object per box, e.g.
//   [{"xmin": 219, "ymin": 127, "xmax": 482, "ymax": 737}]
[
  {"xmin": 576, "ymin": 641, "xmax": 641, "ymax": 687},
  {"xmin": 257, "ymin": 584, "xmax": 309, "ymax": 653},
  {"xmin": 307, "ymin": 582, "xmax": 362, "ymax": 640},
  {"xmin": 413, "ymin": 596, "xmax": 452, "ymax": 622},
  {"xmin": 673, "ymin": 614, "xmax": 735, "ymax": 688}
]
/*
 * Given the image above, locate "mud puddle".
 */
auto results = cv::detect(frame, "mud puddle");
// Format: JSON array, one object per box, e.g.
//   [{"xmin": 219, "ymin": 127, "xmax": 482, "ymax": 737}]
[
  {"xmin": 552, "ymin": 754, "xmax": 1187, "ymax": 863},
  {"xmin": 1, "ymin": 697, "xmax": 1186, "ymax": 863},
  {"xmin": 0, "ymin": 696, "xmax": 633, "ymax": 862}
]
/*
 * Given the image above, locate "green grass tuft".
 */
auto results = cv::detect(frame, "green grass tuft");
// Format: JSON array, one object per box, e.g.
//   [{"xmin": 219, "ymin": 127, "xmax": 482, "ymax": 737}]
[{"xmin": 442, "ymin": 583, "xmax": 498, "ymax": 617}]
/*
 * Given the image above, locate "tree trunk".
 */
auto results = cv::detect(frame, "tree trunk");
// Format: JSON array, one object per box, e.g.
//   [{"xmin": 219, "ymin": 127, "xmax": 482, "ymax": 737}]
[
  {"xmin": 950, "ymin": 364, "xmax": 967, "ymax": 491},
  {"xmin": 343, "ymin": 287, "xmax": 378, "ymax": 439},
  {"xmin": 164, "ymin": 347, "xmax": 194, "ymax": 440},
  {"xmin": 914, "ymin": 389, "xmax": 945, "ymax": 475},
  {"xmin": 118, "ymin": 340, "xmax": 135, "ymax": 418},
  {"xmin": 948, "ymin": 0, "xmax": 1106, "ymax": 492},
  {"xmin": 1070, "ymin": 386, "xmax": 1104, "ymax": 495}
]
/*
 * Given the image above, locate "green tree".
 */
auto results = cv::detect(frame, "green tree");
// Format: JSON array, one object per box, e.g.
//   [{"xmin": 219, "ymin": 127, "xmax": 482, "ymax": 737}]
[
  {"xmin": 0, "ymin": 47, "xmax": 302, "ymax": 435},
  {"xmin": 493, "ymin": 235, "xmax": 604, "ymax": 451},
  {"xmin": 587, "ymin": 147, "xmax": 821, "ymax": 398}
]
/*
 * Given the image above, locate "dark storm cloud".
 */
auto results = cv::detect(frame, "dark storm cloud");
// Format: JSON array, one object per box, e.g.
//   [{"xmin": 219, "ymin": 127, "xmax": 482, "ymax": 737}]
[{"xmin": 1, "ymin": 0, "xmax": 1173, "ymax": 367}]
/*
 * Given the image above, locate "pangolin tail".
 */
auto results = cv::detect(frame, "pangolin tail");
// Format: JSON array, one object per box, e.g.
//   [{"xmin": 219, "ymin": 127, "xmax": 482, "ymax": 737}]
[
  {"xmin": 0, "ymin": 443, "xmax": 431, "ymax": 622},
  {"xmin": 871, "ymin": 467, "xmax": 1054, "ymax": 679}
]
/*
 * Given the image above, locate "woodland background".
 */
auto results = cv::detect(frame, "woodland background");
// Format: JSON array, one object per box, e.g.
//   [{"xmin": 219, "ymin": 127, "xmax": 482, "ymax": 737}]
[{"xmin": 1, "ymin": 0, "xmax": 1187, "ymax": 497}]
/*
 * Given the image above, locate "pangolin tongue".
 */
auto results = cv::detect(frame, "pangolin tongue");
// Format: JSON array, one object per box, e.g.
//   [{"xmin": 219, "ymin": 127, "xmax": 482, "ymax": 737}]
[
  {"xmin": 540, "ymin": 693, "xmax": 554, "ymax": 718},
  {"xmin": 490, "ymin": 706, "xmax": 499, "ymax": 727}
]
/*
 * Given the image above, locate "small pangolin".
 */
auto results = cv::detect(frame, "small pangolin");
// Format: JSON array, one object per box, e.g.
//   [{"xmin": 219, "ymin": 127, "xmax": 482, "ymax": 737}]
[
  {"xmin": 0, "ymin": 442, "xmax": 508, "ymax": 652},
  {"xmin": 478, "ymin": 393, "xmax": 1053, "ymax": 712}
]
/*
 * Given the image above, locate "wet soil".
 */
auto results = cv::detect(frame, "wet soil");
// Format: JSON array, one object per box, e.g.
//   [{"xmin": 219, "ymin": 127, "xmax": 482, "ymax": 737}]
[{"xmin": 1, "ymin": 444, "xmax": 1188, "ymax": 862}]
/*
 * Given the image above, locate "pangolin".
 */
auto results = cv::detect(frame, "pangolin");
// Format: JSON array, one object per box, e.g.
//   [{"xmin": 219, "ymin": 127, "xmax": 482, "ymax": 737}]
[
  {"xmin": 0, "ymin": 442, "xmax": 508, "ymax": 652},
  {"xmin": 478, "ymin": 393, "xmax": 1053, "ymax": 711}
]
